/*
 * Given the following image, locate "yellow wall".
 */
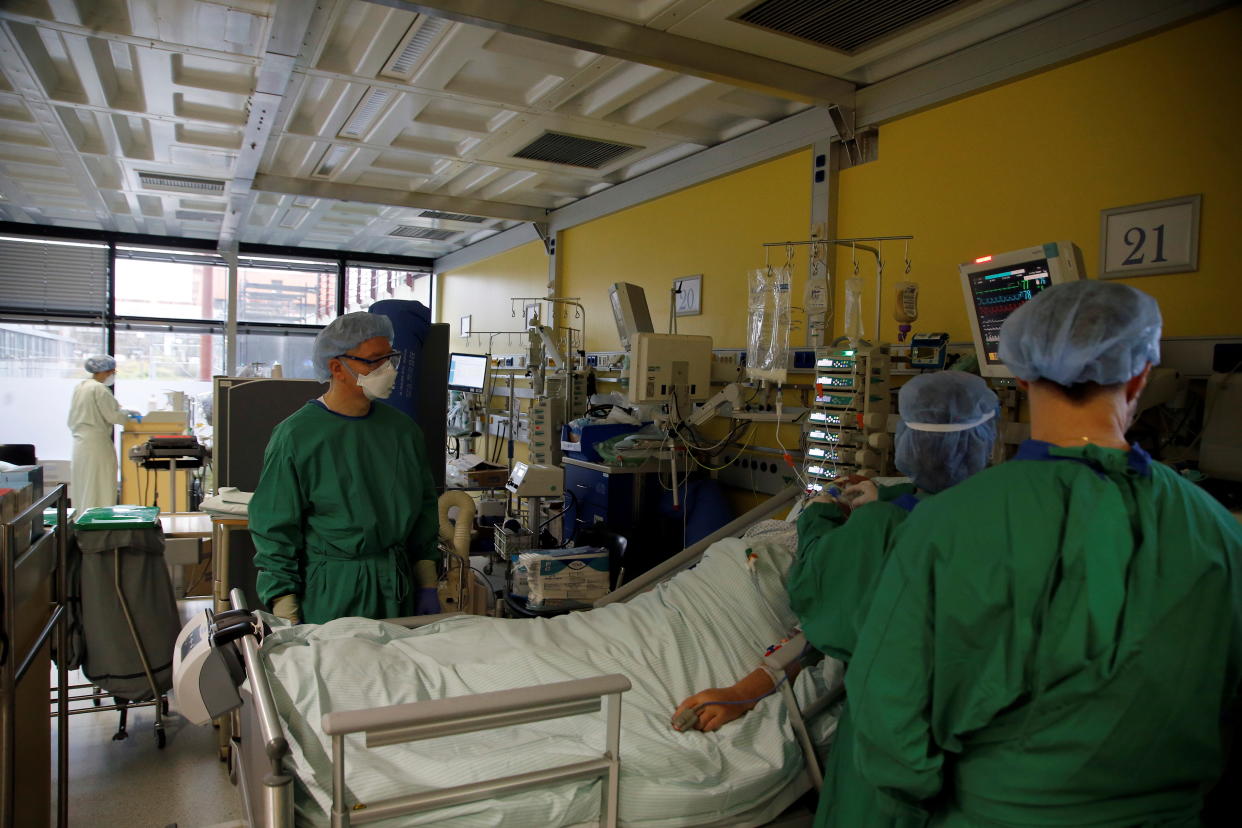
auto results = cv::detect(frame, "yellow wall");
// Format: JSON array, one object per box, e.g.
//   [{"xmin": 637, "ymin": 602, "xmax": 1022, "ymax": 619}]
[
  {"xmin": 560, "ymin": 149, "xmax": 812, "ymax": 351},
  {"xmin": 437, "ymin": 239, "xmax": 549, "ymax": 355},
  {"xmin": 438, "ymin": 240, "xmax": 548, "ymax": 464},
  {"xmin": 834, "ymin": 7, "xmax": 1242, "ymax": 344}
]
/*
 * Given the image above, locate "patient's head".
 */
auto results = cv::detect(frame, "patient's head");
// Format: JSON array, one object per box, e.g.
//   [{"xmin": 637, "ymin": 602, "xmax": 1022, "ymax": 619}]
[{"xmin": 895, "ymin": 372, "xmax": 999, "ymax": 493}]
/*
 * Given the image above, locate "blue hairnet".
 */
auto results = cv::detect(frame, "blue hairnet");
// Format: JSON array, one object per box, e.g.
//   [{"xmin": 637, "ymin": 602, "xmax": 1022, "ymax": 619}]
[
  {"xmin": 998, "ymin": 281, "xmax": 1161, "ymax": 386},
  {"xmin": 895, "ymin": 372, "xmax": 998, "ymax": 494},
  {"xmin": 84, "ymin": 355, "xmax": 115, "ymax": 373},
  {"xmin": 312, "ymin": 312, "xmax": 394, "ymax": 380}
]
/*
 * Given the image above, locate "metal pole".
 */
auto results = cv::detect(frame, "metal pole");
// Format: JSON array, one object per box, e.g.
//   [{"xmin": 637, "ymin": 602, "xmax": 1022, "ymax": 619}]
[
  {"xmin": 0, "ymin": 522, "xmax": 15, "ymax": 827},
  {"xmin": 55, "ymin": 491, "xmax": 69, "ymax": 828},
  {"xmin": 224, "ymin": 247, "xmax": 239, "ymax": 376},
  {"xmin": 602, "ymin": 692, "xmax": 622, "ymax": 828},
  {"xmin": 112, "ymin": 548, "xmax": 163, "ymax": 736},
  {"xmin": 331, "ymin": 734, "xmax": 348, "ymax": 828},
  {"xmin": 761, "ymin": 234, "xmax": 913, "ymax": 247}
]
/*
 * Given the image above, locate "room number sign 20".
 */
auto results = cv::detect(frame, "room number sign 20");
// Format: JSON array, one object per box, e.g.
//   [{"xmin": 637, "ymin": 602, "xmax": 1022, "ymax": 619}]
[{"xmin": 1100, "ymin": 195, "xmax": 1200, "ymax": 279}]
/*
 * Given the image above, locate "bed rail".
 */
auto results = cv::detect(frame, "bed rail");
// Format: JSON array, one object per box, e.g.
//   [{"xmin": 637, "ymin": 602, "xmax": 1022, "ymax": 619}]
[
  {"xmin": 596, "ymin": 483, "xmax": 802, "ymax": 607},
  {"xmin": 320, "ymin": 673, "xmax": 630, "ymax": 827},
  {"xmin": 229, "ymin": 588, "xmax": 293, "ymax": 826}
]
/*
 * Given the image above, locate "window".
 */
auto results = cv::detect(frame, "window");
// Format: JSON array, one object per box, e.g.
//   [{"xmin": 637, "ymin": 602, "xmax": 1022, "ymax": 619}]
[
  {"xmin": 345, "ymin": 265, "xmax": 432, "ymax": 313},
  {"xmin": 112, "ymin": 328, "xmax": 224, "ymax": 418},
  {"xmin": 0, "ymin": 231, "xmax": 432, "ymax": 463},
  {"xmin": 238, "ymin": 257, "xmax": 337, "ymax": 325},
  {"xmin": 0, "ymin": 322, "xmax": 106, "ymax": 461},
  {"xmin": 114, "ymin": 255, "xmax": 227, "ymax": 320},
  {"xmin": 236, "ymin": 331, "xmax": 320, "ymax": 380}
]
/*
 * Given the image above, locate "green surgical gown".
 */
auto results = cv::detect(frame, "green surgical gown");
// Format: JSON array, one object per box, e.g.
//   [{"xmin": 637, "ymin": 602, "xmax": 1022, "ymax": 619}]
[
  {"xmin": 790, "ymin": 483, "xmax": 920, "ymax": 828},
  {"xmin": 848, "ymin": 442, "xmax": 1242, "ymax": 826},
  {"xmin": 250, "ymin": 400, "xmax": 440, "ymax": 624}
]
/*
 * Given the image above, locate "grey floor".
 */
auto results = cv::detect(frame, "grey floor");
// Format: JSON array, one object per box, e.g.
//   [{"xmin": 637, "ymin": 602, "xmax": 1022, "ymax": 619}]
[{"xmin": 56, "ymin": 598, "xmax": 244, "ymax": 828}]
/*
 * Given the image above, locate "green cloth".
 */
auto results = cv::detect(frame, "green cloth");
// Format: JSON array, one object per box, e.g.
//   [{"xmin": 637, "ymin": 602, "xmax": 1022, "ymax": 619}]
[
  {"xmin": 848, "ymin": 442, "xmax": 1242, "ymax": 827},
  {"xmin": 250, "ymin": 401, "xmax": 440, "ymax": 624},
  {"xmin": 791, "ymin": 485, "xmax": 919, "ymax": 828}
]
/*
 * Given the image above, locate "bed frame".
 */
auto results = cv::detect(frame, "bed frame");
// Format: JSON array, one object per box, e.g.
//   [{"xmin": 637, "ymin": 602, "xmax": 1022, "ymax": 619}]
[{"xmin": 229, "ymin": 485, "xmax": 827, "ymax": 827}]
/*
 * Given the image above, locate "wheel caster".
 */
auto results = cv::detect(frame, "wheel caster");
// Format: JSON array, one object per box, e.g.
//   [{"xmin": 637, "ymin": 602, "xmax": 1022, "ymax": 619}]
[{"xmin": 155, "ymin": 726, "xmax": 166, "ymax": 749}]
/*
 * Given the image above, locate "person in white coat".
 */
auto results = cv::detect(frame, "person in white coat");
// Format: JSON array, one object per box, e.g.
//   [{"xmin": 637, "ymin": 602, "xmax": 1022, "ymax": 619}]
[{"xmin": 68, "ymin": 355, "xmax": 140, "ymax": 511}]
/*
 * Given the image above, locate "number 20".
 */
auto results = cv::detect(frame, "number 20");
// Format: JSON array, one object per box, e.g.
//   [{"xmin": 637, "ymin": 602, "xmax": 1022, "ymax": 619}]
[{"xmin": 1122, "ymin": 224, "xmax": 1168, "ymax": 266}]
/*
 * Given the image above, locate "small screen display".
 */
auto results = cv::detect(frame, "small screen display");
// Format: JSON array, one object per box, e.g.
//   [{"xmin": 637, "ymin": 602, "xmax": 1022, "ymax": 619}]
[
  {"xmin": 448, "ymin": 352, "xmax": 488, "ymax": 392},
  {"xmin": 967, "ymin": 258, "xmax": 1054, "ymax": 365}
]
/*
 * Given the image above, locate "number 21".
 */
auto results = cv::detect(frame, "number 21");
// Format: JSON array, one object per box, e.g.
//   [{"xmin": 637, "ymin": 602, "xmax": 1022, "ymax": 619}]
[{"xmin": 1122, "ymin": 224, "xmax": 1168, "ymax": 265}]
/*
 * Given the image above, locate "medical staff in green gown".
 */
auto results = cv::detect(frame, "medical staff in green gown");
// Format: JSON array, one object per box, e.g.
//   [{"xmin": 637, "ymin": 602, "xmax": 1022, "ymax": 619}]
[
  {"xmin": 673, "ymin": 371, "xmax": 999, "ymax": 828},
  {"xmin": 250, "ymin": 312, "xmax": 441, "ymax": 625},
  {"xmin": 789, "ymin": 371, "xmax": 999, "ymax": 828},
  {"xmin": 849, "ymin": 281, "xmax": 1242, "ymax": 826}
]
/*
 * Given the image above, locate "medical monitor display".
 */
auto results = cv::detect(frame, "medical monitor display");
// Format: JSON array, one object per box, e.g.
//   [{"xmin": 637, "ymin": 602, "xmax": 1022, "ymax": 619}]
[
  {"xmin": 965, "ymin": 259, "xmax": 1055, "ymax": 366},
  {"xmin": 959, "ymin": 241, "xmax": 1084, "ymax": 378},
  {"xmin": 447, "ymin": 352, "xmax": 488, "ymax": 393}
]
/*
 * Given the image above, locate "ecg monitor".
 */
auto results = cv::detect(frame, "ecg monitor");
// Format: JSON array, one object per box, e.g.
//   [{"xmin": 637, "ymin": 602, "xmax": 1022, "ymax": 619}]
[
  {"xmin": 447, "ymin": 352, "xmax": 488, "ymax": 393},
  {"xmin": 960, "ymin": 241, "xmax": 1084, "ymax": 378}
]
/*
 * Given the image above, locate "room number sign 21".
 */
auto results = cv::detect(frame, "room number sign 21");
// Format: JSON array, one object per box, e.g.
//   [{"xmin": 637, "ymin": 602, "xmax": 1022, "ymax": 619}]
[{"xmin": 1100, "ymin": 195, "xmax": 1200, "ymax": 279}]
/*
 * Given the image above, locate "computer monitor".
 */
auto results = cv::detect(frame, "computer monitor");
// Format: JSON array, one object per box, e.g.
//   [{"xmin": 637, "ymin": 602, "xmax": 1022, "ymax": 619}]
[
  {"xmin": 960, "ymin": 241, "xmax": 1085, "ymax": 378},
  {"xmin": 447, "ymin": 352, "xmax": 488, "ymax": 393}
]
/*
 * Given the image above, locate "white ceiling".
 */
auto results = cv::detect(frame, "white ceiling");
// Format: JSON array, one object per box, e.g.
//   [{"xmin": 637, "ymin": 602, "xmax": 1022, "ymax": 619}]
[{"xmin": 0, "ymin": 0, "xmax": 1173, "ymax": 259}]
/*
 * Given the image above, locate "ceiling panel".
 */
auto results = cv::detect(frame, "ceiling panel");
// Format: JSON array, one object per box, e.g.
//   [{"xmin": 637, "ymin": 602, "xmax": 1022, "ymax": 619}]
[{"xmin": 0, "ymin": 0, "xmax": 1185, "ymax": 257}]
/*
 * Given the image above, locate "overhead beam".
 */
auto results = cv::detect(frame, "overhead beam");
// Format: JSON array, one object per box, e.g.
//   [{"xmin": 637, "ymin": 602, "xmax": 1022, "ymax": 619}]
[
  {"xmin": 251, "ymin": 173, "xmax": 549, "ymax": 223},
  {"xmin": 218, "ymin": 0, "xmax": 323, "ymax": 248},
  {"xmin": 358, "ymin": 0, "xmax": 855, "ymax": 108}
]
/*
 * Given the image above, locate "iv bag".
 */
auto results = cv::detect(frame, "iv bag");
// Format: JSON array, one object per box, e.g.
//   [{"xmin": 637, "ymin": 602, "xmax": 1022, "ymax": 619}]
[
  {"xmin": 893, "ymin": 281, "xmax": 918, "ymax": 323},
  {"xmin": 747, "ymin": 266, "xmax": 790, "ymax": 384},
  {"xmin": 844, "ymin": 277, "xmax": 865, "ymax": 344},
  {"xmin": 805, "ymin": 259, "xmax": 830, "ymax": 315}
]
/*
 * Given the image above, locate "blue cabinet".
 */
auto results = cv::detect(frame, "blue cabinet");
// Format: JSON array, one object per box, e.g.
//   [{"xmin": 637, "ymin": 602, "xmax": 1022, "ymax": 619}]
[{"xmin": 562, "ymin": 461, "xmax": 640, "ymax": 542}]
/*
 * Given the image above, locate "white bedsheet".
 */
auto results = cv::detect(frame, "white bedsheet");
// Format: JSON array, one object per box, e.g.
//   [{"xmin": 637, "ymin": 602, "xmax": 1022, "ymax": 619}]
[{"xmin": 260, "ymin": 533, "xmax": 842, "ymax": 827}]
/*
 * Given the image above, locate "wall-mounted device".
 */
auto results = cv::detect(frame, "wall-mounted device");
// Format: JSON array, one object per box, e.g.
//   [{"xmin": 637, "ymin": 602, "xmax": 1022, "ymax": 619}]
[
  {"xmin": 609, "ymin": 282, "xmax": 654, "ymax": 350},
  {"xmin": 627, "ymin": 333, "xmax": 713, "ymax": 403},
  {"xmin": 909, "ymin": 332, "xmax": 950, "ymax": 369},
  {"xmin": 960, "ymin": 241, "xmax": 1084, "ymax": 378}
]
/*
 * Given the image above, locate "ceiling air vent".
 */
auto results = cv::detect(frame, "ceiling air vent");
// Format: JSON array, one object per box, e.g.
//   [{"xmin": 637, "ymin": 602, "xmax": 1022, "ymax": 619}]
[
  {"xmin": 389, "ymin": 226, "xmax": 459, "ymax": 241},
  {"xmin": 734, "ymin": 0, "xmax": 968, "ymax": 54},
  {"xmin": 338, "ymin": 88, "xmax": 392, "ymax": 139},
  {"xmin": 138, "ymin": 171, "xmax": 226, "ymax": 194},
  {"xmin": 419, "ymin": 210, "xmax": 486, "ymax": 223},
  {"xmin": 512, "ymin": 131, "xmax": 638, "ymax": 169},
  {"xmin": 382, "ymin": 17, "xmax": 448, "ymax": 78},
  {"xmin": 175, "ymin": 210, "xmax": 223, "ymax": 222}
]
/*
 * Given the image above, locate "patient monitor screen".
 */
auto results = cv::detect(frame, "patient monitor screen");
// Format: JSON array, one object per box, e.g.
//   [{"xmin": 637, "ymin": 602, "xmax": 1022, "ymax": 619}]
[
  {"xmin": 448, "ymin": 352, "xmax": 488, "ymax": 392},
  {"xmin": 965, "ymin": 258, "xmax": 1054, "ymax": 366}
]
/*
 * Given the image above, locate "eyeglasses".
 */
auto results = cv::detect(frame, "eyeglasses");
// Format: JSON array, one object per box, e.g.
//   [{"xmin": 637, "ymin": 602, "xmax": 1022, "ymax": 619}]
[{"xmin": 337, "ymin": 351, "xmax": 402, "ymax": 371}]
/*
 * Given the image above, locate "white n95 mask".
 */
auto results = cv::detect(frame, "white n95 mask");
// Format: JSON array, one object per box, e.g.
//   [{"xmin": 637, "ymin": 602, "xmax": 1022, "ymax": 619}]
[
  {"xmin": 102, "ymin": 374, "xmax": 116, "ymax": 387},
  {"xmin": 355, "ymin": 360, "xmax": 397, "ymax": 400}
]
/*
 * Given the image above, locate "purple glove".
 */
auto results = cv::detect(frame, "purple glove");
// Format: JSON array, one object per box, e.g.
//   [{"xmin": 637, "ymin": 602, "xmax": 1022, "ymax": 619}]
[{"xmin": 415, "ymin": 587, "xmax": 441, "ymax": 615}]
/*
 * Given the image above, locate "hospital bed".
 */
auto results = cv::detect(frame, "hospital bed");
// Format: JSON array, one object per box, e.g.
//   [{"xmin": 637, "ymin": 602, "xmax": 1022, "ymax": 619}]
[{"xmin": 218, "ymin": 485, "xmax": 840, "ymax": 827}]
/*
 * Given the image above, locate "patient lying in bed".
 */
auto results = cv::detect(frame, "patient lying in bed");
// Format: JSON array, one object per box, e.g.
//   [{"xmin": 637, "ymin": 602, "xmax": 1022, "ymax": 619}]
[{"xmin": 260, "ymin": 520, "xmax": 842, "ymax": 827}]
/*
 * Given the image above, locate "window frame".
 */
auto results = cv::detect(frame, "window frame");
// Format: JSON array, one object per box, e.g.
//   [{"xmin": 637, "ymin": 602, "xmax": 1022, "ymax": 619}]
[{"xmin": 0, "ymin": 224, "xmax": 435, "ymax": 373}]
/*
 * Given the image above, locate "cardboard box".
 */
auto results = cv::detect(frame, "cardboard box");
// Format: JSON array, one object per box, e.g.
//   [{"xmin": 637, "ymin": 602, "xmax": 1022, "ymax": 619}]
[{"xmin": 522, "ymin": 546, "xmax": 609, "ymax": 610}]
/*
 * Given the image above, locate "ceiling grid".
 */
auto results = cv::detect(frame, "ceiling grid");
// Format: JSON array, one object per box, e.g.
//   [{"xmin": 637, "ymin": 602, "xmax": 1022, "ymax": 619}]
[{"xmin": 0, "ymin": 0, "xmax": 1222, "ymax": 258}]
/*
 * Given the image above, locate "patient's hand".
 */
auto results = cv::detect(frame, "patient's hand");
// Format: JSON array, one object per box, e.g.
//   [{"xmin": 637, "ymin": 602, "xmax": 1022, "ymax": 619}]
[
  {"xmin": 672, "ymin": 685, "xmax": 758, "ymax": 732},
  {"xmin": 842, "ymin": 479, "xmax": 879, "ymax": 507}
]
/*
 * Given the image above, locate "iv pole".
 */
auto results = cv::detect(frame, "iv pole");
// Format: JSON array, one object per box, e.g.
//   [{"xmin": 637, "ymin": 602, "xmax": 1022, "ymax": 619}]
[{"xmin": 761, "ymin": 235, "xmax": 914, "ymax": 345}]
